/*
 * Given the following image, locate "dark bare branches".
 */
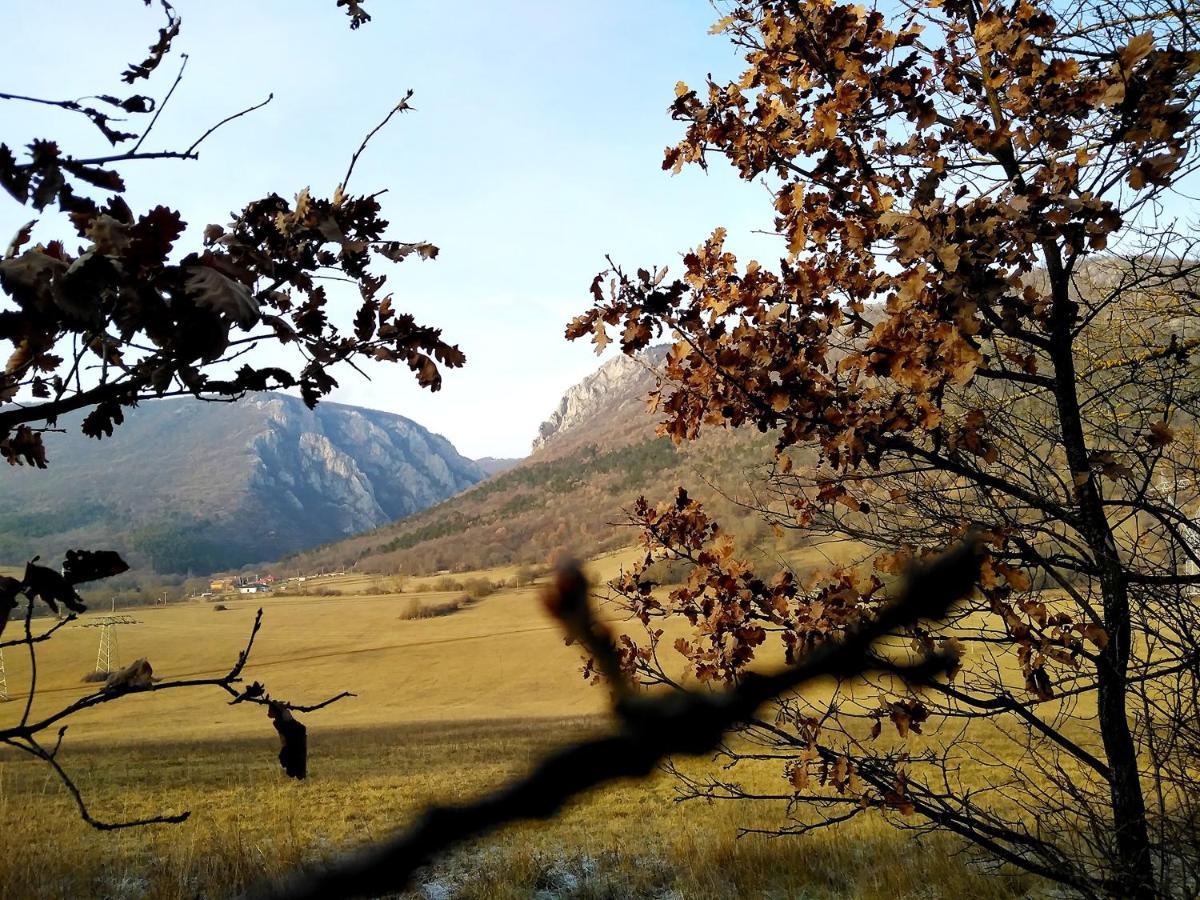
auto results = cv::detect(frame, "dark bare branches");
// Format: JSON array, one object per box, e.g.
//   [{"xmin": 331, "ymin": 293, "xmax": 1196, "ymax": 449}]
[
  {"xmin": 183, "ymin": 92, "xmax": 274, "ymax": 157},
  {"xmin": 10, "ymin": 734, "xmax": 190, "ymax": 830},
  {"xmin": 0, "ymin": 557, "xmax": 353, "ymax": 831}
]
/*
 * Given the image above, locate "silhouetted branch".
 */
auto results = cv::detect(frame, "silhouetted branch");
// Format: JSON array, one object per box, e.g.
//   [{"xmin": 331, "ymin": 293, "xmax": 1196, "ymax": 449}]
[
  {"xmin": 7, "ymin": 735, "xmax": 190, "ymax": 830},
  {"xmin": 0, "ymin": 600, "xmax": 352, "ymax": 829},
  {"xmin": 228, "ymin": 680, "xmax": 357, "ymax": 713},
  {"xmin": 184, "ymin": 92, "xmax": 273, "ymax": 156},
  {"xmin": 0, "ymin": 612, "xmax": 77, "ymax": 649},
  {"xmin": 339, "ymin": 90, "xmax": 413, "ymax": 192},
  {"xmin": 131, "ymin": 52, "xmax": 188, "ymax": 153},
  {"xmin": 258, "ymin": 538, "xmax": 982, "ymax": 900},
  {"xmin": 273, "ymin": 692, "xmax": 357, "ymax": 713},
  {"xmin": 3, "ymin": 607, "xmax": 346, "ymax": 740}
]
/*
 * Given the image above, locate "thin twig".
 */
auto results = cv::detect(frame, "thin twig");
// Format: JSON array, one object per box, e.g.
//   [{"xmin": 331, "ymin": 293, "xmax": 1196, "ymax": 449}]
[
  {"xmin": 229, "ymin": 690, "xmax": 358, "ymax": 713},
  {"xmin": 11, "ymin": 737, "xmax": 189, "ymax": 830},
  {"xmin": 339, "ymin": 91, "xmax": 414, "ymax": 193},
  {"xmin": 0, "ymin": 612, "xmax": 77, "ymax": 650},
  {"xmin": 132, "ymin": 52, "xmax": 188, "ymax": 153},
  {"xmin": 184, "ymin": 92, "xmax": 273, "ymax": 156}
]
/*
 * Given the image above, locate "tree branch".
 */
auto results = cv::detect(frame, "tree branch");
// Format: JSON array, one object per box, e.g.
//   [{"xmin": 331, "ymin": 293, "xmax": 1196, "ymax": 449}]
[{"xmin": 257, "ymin": 539, "xmax": 982, "ymax": 900}]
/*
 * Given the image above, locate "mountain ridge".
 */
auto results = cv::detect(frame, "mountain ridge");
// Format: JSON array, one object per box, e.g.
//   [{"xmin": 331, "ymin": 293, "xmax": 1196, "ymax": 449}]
[
  {"xmin": 531, "ymin": 346, "xmax": 667, "ymax": 457},
  {"xmin": 284, "ymin": 347, "xmax": 776, "ymax": 575},
  {"xmin": 0, "ymin": 393, "xmax": 486, "ymax": 574}
]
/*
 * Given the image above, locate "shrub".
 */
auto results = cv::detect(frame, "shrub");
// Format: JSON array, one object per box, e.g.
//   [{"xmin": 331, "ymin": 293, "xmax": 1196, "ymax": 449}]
[
  {"xmin": 397, "ymin": 594, "xmax": 472, "ymax": 621},
  {"xmin": 462, "ymin": 577, "xmax": 496, "ymax": 599}
]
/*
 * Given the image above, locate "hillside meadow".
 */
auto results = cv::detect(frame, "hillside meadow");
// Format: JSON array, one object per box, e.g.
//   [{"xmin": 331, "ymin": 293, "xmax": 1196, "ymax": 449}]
[{"xmin": 0, "ymin": 551, "xmax": 1048, "ymax": 899}]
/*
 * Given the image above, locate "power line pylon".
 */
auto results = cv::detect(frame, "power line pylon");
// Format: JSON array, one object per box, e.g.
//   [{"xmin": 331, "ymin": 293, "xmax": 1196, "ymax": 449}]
[
  {"xmin": 97, "ymin": 619, "xmax": 118, "ymax": 673},
  {"xmin": 0, "ymin": 647, "xmax": 8, "ymax": 702},
  {"xmin": 78, "ymin": 599, "xmax": 141, "ymax": 674}
]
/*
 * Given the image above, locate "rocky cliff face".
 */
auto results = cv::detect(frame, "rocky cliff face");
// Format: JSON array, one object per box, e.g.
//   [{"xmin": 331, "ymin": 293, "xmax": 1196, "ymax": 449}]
[
  {"xmin": 532, "ymin": 346, "xmax": 667, "ymax": 456},
  {"xmin": 0, "ymin": 393, "xmax": 485, "ymax": 573},
  {"xmin": 246, "ymin": 395, "xmax": 483, "ymax": 546}
]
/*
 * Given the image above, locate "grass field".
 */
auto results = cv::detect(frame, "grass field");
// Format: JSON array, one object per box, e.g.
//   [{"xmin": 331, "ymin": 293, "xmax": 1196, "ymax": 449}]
[{"xmin": 0, "ymin": 549, "xmax": 1046, "ymax": 898}]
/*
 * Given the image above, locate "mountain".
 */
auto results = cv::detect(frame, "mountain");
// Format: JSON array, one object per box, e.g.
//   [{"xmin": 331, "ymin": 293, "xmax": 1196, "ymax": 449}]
[
  {"xmin": 0, "ymin": 394, "xmax": 486, "ymax": 574},
  {"xmin": 531, "ymin": 347, "xmax": 667, "ymax": 456},
  {"xmin": 285, "ymin": 347, "xmax": 777, "ymax": 576}
]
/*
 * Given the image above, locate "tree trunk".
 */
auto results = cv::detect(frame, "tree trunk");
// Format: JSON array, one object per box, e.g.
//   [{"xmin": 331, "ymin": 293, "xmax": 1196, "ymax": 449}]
[{"xmin": 1047, "ymin": 256, "xmax": 1156, "ymax": 898}]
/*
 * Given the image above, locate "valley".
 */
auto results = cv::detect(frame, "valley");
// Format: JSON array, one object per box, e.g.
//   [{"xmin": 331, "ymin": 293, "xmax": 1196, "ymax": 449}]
[
  {"xmin": 0, "ymin": 558, "xmax": 1041, "ymax": 900},
  {"xmin": 285, "ymin": 347, "xmax": 784, "ymax": 576},
  {"xmin": 5, "ymin": 0, "xmax": 1197, "ymax": 895}
]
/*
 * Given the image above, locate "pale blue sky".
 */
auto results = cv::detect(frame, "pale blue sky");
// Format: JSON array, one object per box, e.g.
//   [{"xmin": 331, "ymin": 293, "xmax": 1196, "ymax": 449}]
[{"xmin": 2, "ymin": 1, "xmax": 776, "ymax": 459}]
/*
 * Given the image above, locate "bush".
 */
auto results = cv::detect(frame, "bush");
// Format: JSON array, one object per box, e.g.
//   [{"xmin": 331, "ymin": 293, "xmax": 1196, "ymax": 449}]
[
  {"xmin": 293, "ymin": 586, "xmax": 343, "ymax": 597},
  {"xmin": 213, "ymin": 604, "xmax": 229, "ymax": 611},
  {"xmin": 397, "ymin": 594, "xmax": 472, "ymax": 621},
  {"xmin": 80, "ymin": 671, "xmax": 108, "ymax": 683},
  {"xmin": 462, "ymin": 577, "xmax": 497, "ymax": 599},
  {"xmin": 643, "ymin": 556, "xmax": 694, "ymax": 586}
]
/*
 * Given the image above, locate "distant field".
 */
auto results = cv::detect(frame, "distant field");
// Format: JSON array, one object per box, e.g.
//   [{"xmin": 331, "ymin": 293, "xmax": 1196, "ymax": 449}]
[
  {"xmin": 0, "ymin": 551, "xmax": 644, "ymax": 742},
  {"xmin": 0, "ymin": 546, "xmax": 1046, "ymax": 898}
]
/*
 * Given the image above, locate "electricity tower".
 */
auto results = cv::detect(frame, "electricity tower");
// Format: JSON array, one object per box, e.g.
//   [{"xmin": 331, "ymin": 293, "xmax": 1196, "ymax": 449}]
[
  {"xmin": 1155, "ymin": 476, "xmax": 1200, "ymax": 595},
  {"xmin": 0, "ymin": 647, "xmax": 7, "ymax": 702},
  {"xmin": 79, "ymin": 600, "xmax": 141, "ymax": 674}
]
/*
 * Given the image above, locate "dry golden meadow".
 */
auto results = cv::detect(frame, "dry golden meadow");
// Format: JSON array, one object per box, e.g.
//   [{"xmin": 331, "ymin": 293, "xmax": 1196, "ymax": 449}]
[{"xmin": 0, "ymin": 551, "xmax": 1046, "ymax": 899}]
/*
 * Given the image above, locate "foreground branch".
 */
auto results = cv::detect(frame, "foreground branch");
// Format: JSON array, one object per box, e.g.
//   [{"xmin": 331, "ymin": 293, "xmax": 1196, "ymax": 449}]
[
  {"xmin": 1, "ymin": 601, "xmax": 353, "ymax": 829},
  {"xmin": 259, "ymin": 538, "xmax": 982, "ymax": 900}
]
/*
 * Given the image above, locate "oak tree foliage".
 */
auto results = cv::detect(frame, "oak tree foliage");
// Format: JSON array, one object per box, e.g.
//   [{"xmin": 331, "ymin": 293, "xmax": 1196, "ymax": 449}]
[
  {"xmin": 0, "ymin": 0, "xmax": 460, "ymax": 469},
  {"xmin": 572, "ymin": 0, "xmax": 1200, "ymax": 896}
]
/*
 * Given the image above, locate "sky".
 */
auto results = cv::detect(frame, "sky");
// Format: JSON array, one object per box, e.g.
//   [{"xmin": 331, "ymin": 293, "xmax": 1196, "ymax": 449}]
[{"xmin": 2, "ymin": 1, "xmax": 779, "ymax": 459}]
